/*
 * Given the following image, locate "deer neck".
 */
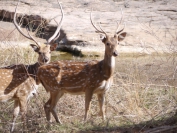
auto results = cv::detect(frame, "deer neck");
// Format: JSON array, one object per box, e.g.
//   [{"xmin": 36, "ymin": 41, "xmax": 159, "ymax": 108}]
[
  {"xmin": 26, "ymin": 62, "xmax": 40, "ymax": 80},
  {"xmin": 102, "ymin": 54, "xmax": 115, "ymax": 79}
]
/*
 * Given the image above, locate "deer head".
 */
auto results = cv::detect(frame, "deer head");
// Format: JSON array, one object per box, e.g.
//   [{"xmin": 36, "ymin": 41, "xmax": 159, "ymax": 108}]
[
  {"xmin": 29, "ymin": 44, "xmax": 57, "ymax": 65},
  {"xmin": 13, "ymin": 0, "xmax": 64, "ymax": 65},
  {"xmin": 90, "ymin": 10, "xmax": 126, "ymax": 57}
]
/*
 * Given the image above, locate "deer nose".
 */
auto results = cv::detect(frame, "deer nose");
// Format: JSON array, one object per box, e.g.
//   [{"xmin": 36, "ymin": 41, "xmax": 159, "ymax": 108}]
[
  {"xmin": 113, "ymin": 51, "xmax": 118, "ymax": 57},
  {"xmin": 43, "ymin": 57, "xmax": 49, "ymax": 63}
]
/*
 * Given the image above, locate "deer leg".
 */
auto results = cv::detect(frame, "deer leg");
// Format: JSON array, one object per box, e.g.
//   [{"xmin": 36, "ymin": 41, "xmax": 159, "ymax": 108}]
[
  {"xmin": 10, "ymin": 100, "xmax": 20, "ymax": 132},
  {"xmin": 97, "ymin": 93, "xmax": 106, "ymax": 121},
  {"xmin": 19, "ymin": 97, "xmax": 27, "ymax": 132},
  {"xmin": 50, "ymin": 92, "xmax": 64, "ymax": 124},
  {"xmin": 44, "ymin": 96, "xmax": 52, "ymax": 122},
  {"xmin": 84, "ymin": 90, "xmax": 93, "ymax": 121}
]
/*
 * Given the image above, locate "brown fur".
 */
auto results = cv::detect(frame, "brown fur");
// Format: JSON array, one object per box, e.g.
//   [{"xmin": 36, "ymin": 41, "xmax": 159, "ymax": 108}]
[
  {"xmin": 38, "ymin": 32, "xmax": 127, "ymax": 124},
  {"xmin": 0, "ymin": 44, "xmax": 57, "ymax": 132}
]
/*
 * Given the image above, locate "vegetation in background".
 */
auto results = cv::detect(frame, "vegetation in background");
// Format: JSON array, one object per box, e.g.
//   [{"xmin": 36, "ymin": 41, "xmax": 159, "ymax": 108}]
[
  {"xmin": 0, "ymin": 45, "xmax": 177, "ymax": 132},
  {"xmin": 0, "ymin": 1, "xmax": 177, "ymax": 132}
]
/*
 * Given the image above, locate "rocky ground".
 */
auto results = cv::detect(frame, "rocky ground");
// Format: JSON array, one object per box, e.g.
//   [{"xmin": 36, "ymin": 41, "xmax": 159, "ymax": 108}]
[
  {"xmin": 0, "ymin": 0, "xmax": 177, "ymax": 56},
  {"xmin": 0, "ymin": 1, "xmax": 177, "ymax": 132}
]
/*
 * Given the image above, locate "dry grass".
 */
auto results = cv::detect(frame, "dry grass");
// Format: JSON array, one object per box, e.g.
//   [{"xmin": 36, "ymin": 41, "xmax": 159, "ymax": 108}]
[
  {"xmin": 0, "ymin": 45, "xmax": 177, "ymax": 133},
  {"xmin": 0, "ymin": 13, "xmax": 177, "ymax": 132}
]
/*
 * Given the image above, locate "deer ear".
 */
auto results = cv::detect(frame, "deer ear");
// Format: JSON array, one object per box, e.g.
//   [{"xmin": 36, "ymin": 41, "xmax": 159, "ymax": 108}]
[
  {"xmin": 30, "ymin": 44, "xmax": 40, "ymax": 52},
  {"xmin": 50, "ymin": 43, "xmax": 57, "ymax": 51},
  {"xmin": 100, "ymin": 34, "xmax": 106, "ymax": 43},
  {"xmin": 118, "ymin": 32, "xmax": 127, "ymax": 42}
]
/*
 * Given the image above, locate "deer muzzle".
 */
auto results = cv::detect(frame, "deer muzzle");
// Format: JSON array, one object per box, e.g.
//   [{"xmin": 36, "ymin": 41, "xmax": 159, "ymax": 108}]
[
  {"xmin": 43, "ymin": 58, "xmax": 49, "ymax": 63},
  {"xmin": 113, "ymin": 51, "xmax": 118, "ymax": 57}
]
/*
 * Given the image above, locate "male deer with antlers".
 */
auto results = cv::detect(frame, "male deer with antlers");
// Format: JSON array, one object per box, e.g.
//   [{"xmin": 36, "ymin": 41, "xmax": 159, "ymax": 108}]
[
  {"xmin": 0, "ymin": 0, "xmax": 63, "ymax": 132},
  {"xmin": 37, "ymin": 10, "xmax": 126, "ymax": 123}
]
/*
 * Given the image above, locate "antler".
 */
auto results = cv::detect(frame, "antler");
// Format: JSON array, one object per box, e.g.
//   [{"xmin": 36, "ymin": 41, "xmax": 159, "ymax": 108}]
[
  {"xmin": 47, "ymin": 0, "xmax": 64, "ymax": 44},
  {"xmin": 115, "ymin": 8, "xmax": 125, "ymax": 35},
  {"xmin": 49, "ymin": 19, "xmax": 61, "ymax": 43},
  {"xmin": 90, "ymin": 9, "xmax": 107, "ymax": 36},
  {"xmin": 13, "ymin": 0, "xmax": 40, "ymax": 47}
]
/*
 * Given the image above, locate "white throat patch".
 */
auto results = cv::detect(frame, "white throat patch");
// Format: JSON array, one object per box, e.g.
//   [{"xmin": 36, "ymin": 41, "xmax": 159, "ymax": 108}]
[{"xmin": 109, "ymin": 56, "xmax": 115, "ymax": 68}]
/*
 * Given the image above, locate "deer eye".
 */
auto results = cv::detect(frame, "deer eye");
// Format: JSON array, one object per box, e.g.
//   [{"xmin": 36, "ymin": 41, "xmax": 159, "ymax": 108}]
[
  {"xmin": 38, "ymin": 52, "xmax": 42, "ymax": 55},
  {"xmin": 107, "ymin": 43, "xmax": 110, "ymax": 46}
]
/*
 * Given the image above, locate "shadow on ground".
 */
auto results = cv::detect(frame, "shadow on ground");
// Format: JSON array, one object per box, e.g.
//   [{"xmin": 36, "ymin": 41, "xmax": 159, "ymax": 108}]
[{"xmin": 79, "ymin": 113, "xmax": 177, "ymax": 133}]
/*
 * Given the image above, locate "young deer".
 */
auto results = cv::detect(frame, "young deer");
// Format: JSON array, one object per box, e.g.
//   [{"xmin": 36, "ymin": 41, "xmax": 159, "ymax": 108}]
[
  {"xmin": 0, "ymin": 0, "xmax": 63, "ymax": 132},
  {"xmin": 37, "ymin": 10, "xmax": 126, "ymax": 124}
]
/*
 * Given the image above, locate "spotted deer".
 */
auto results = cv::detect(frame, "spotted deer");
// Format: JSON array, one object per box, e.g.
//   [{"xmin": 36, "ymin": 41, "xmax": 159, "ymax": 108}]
[
  {"xmin": 0, "ymin": 0, "xmax": 63, "ymax": 132},
  {"xmin": 37, "ymin": 10, "xmax": 126, "ymax": 124}
]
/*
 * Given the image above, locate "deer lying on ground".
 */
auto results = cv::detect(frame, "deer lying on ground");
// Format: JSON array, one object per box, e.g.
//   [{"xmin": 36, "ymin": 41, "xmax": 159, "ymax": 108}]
[
  {"xmin": 0, "ymin": 0, "xmax": 63, "ymax": 132},
  {"xmin": 37, "ymin": 10, "xmax": 126, "ymax": 124}
]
